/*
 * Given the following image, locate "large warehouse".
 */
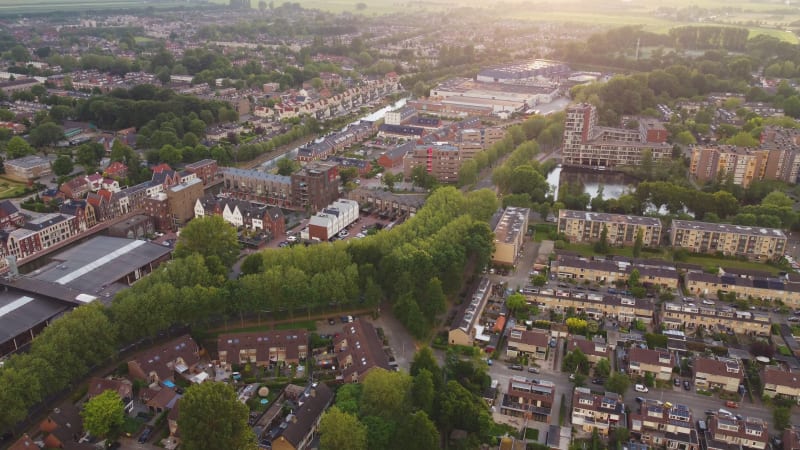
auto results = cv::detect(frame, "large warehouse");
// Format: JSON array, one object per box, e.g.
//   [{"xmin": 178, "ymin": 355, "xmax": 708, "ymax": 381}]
[{"xmin": 0, "ymin": 289, "xmax": 69, "ymax": 357}]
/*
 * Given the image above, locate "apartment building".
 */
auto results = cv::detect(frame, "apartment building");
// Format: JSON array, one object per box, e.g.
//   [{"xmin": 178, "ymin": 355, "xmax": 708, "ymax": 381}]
[
  {"xmin": 660, "ymin": 302, "xmax": 770, "ymax": 336},
  {"xmin": 195, "ymin": 196, "xmax": 285, "ymax": 236},
  {"xmin": 302, "ymin": 199, "xmax": 359, "ymax": 241},
  {"xmin": 221, "ymin": 168, "xmax": 292, "ymax": 207},
  {"xmin": 630, "ymin": 401, "xmax": 699, "ymax": 450},
  {"xmin": 690, "ymin": 127, "xmax": 800, "ymax": 186},
  {"xmin": 552, "ymin": 254, "xmax": 679, "ymax": 289},
  {"xmin": 5, "ymin": 213, "xmax": 77, "ymax": 260},
  {"xmin": 693, "ymin": 357, "xmax": 743, "ymax": 392},
  {"xmin": 570, "ymin": 387, "xmax": 624, "ymax": 436},
  {"xmin": 526, "ymin": 290, "xmax": 655, "ymax": 324},
  {"xmin": 500, "ymin": 377, "xmax": 554, "ymax": 422},
  {"xmin": 184, "ymin": 159, "xmax": 219, "ymax": 185},
  {"xmin": 684, "ymin": 270, "xmax": 800, "ymax": 308},
  {"xmin": 627, "ymin": 347, "xmax": 675, "ymax": 381},
  {"xmin": 291, "ymin": 162, "xmax": 340, "ymax": 212},
  {"xmin": 761, "ymin": 366, "xmax": 800, "ymax": 402},
  {"xmin": 492, "ymin": 207, "xmax": 529, "ymax": 266},
  {"xmin": 449, "ymin": 278, "xmax": 492, "ymax": 346},
  {"xmin": 506, "ymin": 328, "xmax": 549, "ymax": 360},
  {"xmin": 561, "ymin": 103, "xmax": 671, "ymax": 168},
  {"xmin": 670, "ymin": 220, "xmax": 786, "ymax": 261},
  {"xmin": 705, "ymin": 416, "xmax": 769, "ymax": 450},
  {"xmin": 217, "ymin": 330, "xmax": 309, "ymax": 368},
  {"xmin": 402, "ymin": 143, "xmax": 462, "ymax": 184},
  {"xmin": 557, "ymin": 210, "xmax": 662, "ymax": 247}
]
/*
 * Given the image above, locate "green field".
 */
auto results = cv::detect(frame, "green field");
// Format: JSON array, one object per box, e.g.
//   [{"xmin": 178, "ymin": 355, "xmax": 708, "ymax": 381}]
[
  {"xmin": 0, "ymin": 0, "xmax": 197, "ymax": 14},
  {"xmin": 0, "ymin": 176, "xmax": 28, "ymax": 200}
]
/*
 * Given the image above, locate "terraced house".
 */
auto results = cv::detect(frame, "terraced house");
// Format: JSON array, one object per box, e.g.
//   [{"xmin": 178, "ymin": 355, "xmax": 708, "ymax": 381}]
[
  {"xmin": 761, "ymin": 366, "xmax": 800, "ymax": 402},
  {"xmin": 627, "ymin": 347, "xmax": 675, "ymax": 381},
  {"xmin": 552, "ymin": 254, "xmax": 679, "ymax": 289},
  {"xmin": 557, "ymin": 210, "xmax": 662, "ymax": 247},
  {"xmin": 570, "ymin": 387, "xmax": 624, "ymax": 436},
  {"xmin": 630, "ymin": 400, "xmax": 699, "ymax": 450},
  {"xmin": 659, "ymin": 302, "xmax": 770, "ymax": 336},
  {"xmin": 670, "ymin": 220, "xmax": 786, "ymax": 261},
  {"xmin": 684, "ymin": 269, "xmax": 800, "ymax": 308},
  {"xmin": 526, "ymin": 289, "xmax": 655, "ymax": 325},
  {"xmin": 705, "ymin": 416, "xmax": 769, "ymax": 450},
  {"xmin": 693, "ymin": 357, "xmax": 744, "ymax": 392}
]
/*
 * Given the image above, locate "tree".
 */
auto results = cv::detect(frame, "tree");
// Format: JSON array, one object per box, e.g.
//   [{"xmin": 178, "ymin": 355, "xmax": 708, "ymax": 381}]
[
  {"xmin": 339, "ymin": 167, "xmax": 359, "ymax": 185},
  {"xmin": 179, "ymin": 382, "xmax": 256, "ymax": 450},
  {"xmin": 174, "ymin": 216, "xmax": 240, "ymax": 272},
  {"xmin": 633, "ymin": 228, "xmax": 643, "ymax": 258},
  {"xmin": 5, "ymin": 136, "xmax": 34, "ymax": 159},
  {"xmin": 532, "ymin": 274, "xmax": 547, "ymax": 286},
  {"xmin": 28, "ymin": 122, "xmax": 64, "ymax": 148},
  {"xmin": 81, "ymin": 390, "xmax": 125, "ymax": 438},
  {"xmin": 506, "ymin": 293, "xmax": 528, "ymax": 318},
  {"xmin": 604, "ymin": 372, "xmax": 631, "ymax": 395},
  {"xmin": 276, "ymin": 157, "xmax": 298, "ymax": 175},
  {"xmin": 319, "ymin": 406, "xmax": 367, "ymax": 450},
  {"xmin": 594, "ymin": 358, "xmax": 611, "ymax": 379},
  {"xmin": 411, "ymin": 347, "xmax": 442, "ymax": 386},
  {"xmin": 410, "ymin": 165, "xmax": 437, "ymax": 189},
  {"xmin": 562, "ymin": 348, "xmax": 589, "ymax": 375},
  {"xmin": 411, "ymin": 369, "xmax": 435, "ymax": 416},
  {"xmin": 774, "ymin": 406, "xmax": 791, "ymax": 430},
  {"xmin": 397, "ymin": 411, "xmax": 439, "ymax": 450},
  {"xmin": 360, "ymin": 369, "xmax": 411, "ymax": 419},
  {"xmin": 52, "ymin": 155, "xmax": 74, "ymax": 176},
  {"xmin": 594, "ymin": 224, "xmax": 609, "ymax": 254}
]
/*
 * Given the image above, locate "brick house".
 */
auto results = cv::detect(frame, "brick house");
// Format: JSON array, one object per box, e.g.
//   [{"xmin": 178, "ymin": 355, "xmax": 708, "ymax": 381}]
[
  {"xmin": 693, "ymin": 357, "xmax": 743, "ymax": 392},
  {"xmin": 630, "ymin": 400, "xmax": 699, "ymax": 450},
  {"xmin": 571, "ymin": 387, "xmax": 624, "ymax": 436},
  {"xmin": 127, "ymin": 335, "xmax": 201, "ymax": 384},
  {"xmin": 627, "ymin": 347, "xmax": 675, "ymax": 381},
  {"xmin": 761, "ymin": 365, "xmax": 800, "ymax": 402},
  {"xmin": 217, "ymin": 330, "xmax": 309, "ymax": 368},
  {"xmin": 506, "ymin": 328, "xmax": 549, "ymax": 360}
]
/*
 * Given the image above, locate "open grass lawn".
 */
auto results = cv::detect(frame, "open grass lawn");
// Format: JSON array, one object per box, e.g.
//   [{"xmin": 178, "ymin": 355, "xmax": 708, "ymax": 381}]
[
  {"xmin": 0, "ymin": 0, "xmax": 190, "ymax": 14},
  {"xmin": 559, "ymin": 242, "xmax": 782, "ymax": 275},
  {"xmin": 121, "ymin": 416, "xmax": 146, "ymax": 437},
  {"xmin": 0, "ymin": 176, "xmax": 28, "ymax": 199},
  {"xmin": 274, "ymin": 320, "xmax": 317, "ymax": 331}
]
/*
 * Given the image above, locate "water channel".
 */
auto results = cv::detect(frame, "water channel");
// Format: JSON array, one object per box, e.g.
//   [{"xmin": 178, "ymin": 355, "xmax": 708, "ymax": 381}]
[{"xmin": 546, "ymin": 165, "xmax": 638, "ymax": 201}]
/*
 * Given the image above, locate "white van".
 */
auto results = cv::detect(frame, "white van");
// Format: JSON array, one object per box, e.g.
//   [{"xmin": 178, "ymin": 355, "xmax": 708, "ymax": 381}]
[
  {"xmin": 718, "ymin": 408, "xmax": 733, "ymax": 417},
  {"xmin": 634, "ymin": 384, "xmax": 649, "ymax": 393}
]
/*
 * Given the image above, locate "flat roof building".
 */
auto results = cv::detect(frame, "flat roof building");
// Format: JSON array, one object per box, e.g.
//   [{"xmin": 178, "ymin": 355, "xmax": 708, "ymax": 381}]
[
  {"xmin": 671, "ymin": 220, "xmax": 786, "ymax": 261},
  {"xmin": 492, "ymin": 207, "xmax": 529, "ymax": 266},
  {"xmin": 0, "ymin": 289, "xmax": 68, "ymax": 357},
  {"xmin": 558, "ymin": 209, "xmax": 662, "ymax": 247},
  {"xmin": 449, "ymin": 277, "xmax": 492, "ymax": 347}
]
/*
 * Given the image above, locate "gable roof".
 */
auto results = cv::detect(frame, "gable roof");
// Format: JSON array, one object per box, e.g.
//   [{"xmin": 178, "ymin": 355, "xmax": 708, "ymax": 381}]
[
  {"xmin": 276, "ymin": 383, "xmax": 333, "ymax": 448},
  {"xmin": 129, "ymin": 334, "xmax": 199, "ymax": 382},
  {"xmin": 87, "ymin": 377, "xmax": 133, "ymax": 401},
  {"xmin": 0, "ymin": 199, "xmax": 19, "ymax": 217},
  {"xmin": 335, "ymin": 320, "xmax": 391, "ymax": 381}
]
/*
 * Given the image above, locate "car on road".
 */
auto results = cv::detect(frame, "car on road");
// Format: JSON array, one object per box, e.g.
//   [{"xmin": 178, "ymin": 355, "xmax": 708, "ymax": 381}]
[
  {"xmin": 684, "ymin": 380, "xmax": 691, "ymax": 390},
  {"xmin": 789, "ymin": 316, "xmax": 800, "ymax": 322},
  {"xmin": 138, "ymin": 427, "xmax": 152, "ymax": 444},
  {"xmin": 510, "ymin": 364, "xmax": 524, "ymax": 371},
  {"xmin": 705, "ymin": 410, "xmax": 717, "ymax": 416},
  {"xmin": 634, "ymin": 384, "xmax": 649, "ymax": 393},
  {"xmin": 719, "ymin": 408, "xmax": 733, "ymax": 417},
  {"xmin": 592, "ymin": 378, "xmax": 605, "ymax": 385},
  {"xmin": 635, "ymin": 396, "xmax": 645, "ymax": 403},
  {"xmin": 725, "ymin": 401, "xmax": 739, "ymax": 408},
  {"xmin": 528, "ymin": 367, "xmax": 540, "ymax": 374}
]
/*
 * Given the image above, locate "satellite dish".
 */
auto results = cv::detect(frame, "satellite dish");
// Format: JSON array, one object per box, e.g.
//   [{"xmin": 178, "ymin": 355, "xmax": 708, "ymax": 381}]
[{"xmin": 756, "ymin": 356, "xmax": 770, "ymax": 363}]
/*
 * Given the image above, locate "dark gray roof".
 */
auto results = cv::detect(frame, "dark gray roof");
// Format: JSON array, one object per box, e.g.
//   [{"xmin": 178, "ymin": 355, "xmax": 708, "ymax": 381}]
[
  {"xmin": 0, "ymin": 289, "xmax": 67, "ymax": 343},
  {"xmin": 276, "ymin": 383, "xmax": 333, "ymax": 448}
]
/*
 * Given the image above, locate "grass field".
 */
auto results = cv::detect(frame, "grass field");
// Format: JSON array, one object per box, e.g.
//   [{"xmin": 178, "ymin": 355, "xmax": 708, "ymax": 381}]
[
  {"xmin": 0, "ymin": 176, "xmax": 28, "ymax": 200},
  {"xmin": 0, "ymin": 0, "xmax": 199, "ymax": 14}
]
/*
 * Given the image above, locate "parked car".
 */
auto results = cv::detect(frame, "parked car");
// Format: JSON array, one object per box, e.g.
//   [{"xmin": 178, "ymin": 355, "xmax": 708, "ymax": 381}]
[
  {"xmin": 674, "ymin": 378, "xmax": 681, "ymax": 387},
  {"xmin": 328, "ymin": 318, "xmax": 336, "ymax": 325},
  {"xmin": 138, "ymin": 427, "xmax": 152, "ymax": 444},
  {"xmin": 684, "ymin": 380, "xmax": 691, "ymax": 390},
  {"xmin": 487, "ymin": 359, "xmax": 493, "ymax": 366},
  {"xmin": 510, "ymin": 364, "xmax": 524, "ymax": 371},
  {"xmin": 592, "ymin": 378, "xmax": 605, "ymax": 385},
  {"xmin": 528, "ymin": 367, "xmax": 539, "ymax": 373},
  {"xmin": 718, "ymin": 408, "xmax": 733, "ymax": 417},
  {"xmin": 697, "ymin": 420, "xmax": 707, "ymax": 432},
  {"xmin": 634, "ymin": 384, "xmax": 649, "ymax": 393},
  {"xmin": 725, "ymin": 401, "xmax": 739, "ymax": 408},
  {"xmin": 635, "ymin": 396, "xmax": 645, "ymax": 403},
  {"xmin": 549, "ymin": 338, "xmax": 557, "ymax": 348},
  {"xmin": 705, "ymin": 410, "xmax": 717, "ymax": 416}
]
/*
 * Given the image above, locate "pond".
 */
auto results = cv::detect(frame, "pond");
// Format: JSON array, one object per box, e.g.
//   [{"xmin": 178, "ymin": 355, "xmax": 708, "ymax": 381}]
[{"xmin": 547, "ymin": 165, "xmax": 638, "ymax": 200}]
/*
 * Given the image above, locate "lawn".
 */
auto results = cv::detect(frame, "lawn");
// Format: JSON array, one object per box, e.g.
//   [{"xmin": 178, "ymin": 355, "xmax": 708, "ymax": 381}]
[
  {"xmin": 274, "ymin": 320, "xmax": 317, "ymax": 331},
  {"xmin": 557, "ymin": 242, "xmax": 782, "ymax": 275},
  {"xmin": 121, "ymin": 416, "xmax": 146, "ymax": 436},
  {"xmin": 0, "ymin": 0, "xmax": 191, "ymax": 14},
  {"xmin": 0, "ymin": 177, "xmax": 28, "ymax": 199}
]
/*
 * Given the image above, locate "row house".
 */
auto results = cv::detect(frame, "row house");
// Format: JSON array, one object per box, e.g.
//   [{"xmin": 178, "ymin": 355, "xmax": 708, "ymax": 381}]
[
  {"xmin": 571, "ymin": 387, "xmax": 624, "ymax": 436},
  {"xmin": 326, "ymin": 156, "xmax": 372, "ymax": 176},
  {"xmin": 346, "ymin": 187, "xmax": 424, "ymax": 218},
  {"xmin": 567, "ymin": 336, "xmax": 611, "ymax": 365},
  {"xmin": 684, "ymin": 270, "xmax": 800, "ymax": 309},
  {"xmin": 184, "ymin": 159, "xmax": 219, "ymax": 185},
  {"xmin": 526, "ymin": 290, "xmax": 655, "ymax": 325},
  {"xmin": 5, "ymin": 213, "xmax": 78, "ymax": 260},
  {"xmin": 630, "ymin": 400, "xmax": 699, "ymax": 450},
  {"xmin": 660, "ymin": 302, "xmax": 771, "ymax": 336},
  {"xmin": 60, "ymin": 199, "xmax": 97, "ymax": 232},
  {"xmin": 553, "ymin": 254, "xmax": 679, "ymax": 289},
  {"xmin": 761, "ymin": 366, "xmax": 800, "ymax": 402},
  {"xmin": 693, "ymin": 357, "xmax": 744, "ymax": 392},
  {"xmin": 217, "ymin": 330, "xmax": 309, "ymax": 368},
  {"xmin": 0, "ymin": 200, "xmax": 24, "ymax": 229},
  {"xmin": 706, "ymin": 416, "xmax": 769, "ymax": 450},
  {"xmin": 505, "ymin": 327, "xmax": 549, "ymax": 360},
  {"xmin": 670, "ymin": 220, "xmax": 786, "ymax": 261},
  {"xmin": 500, "ymin": 377, "xmax": 554, "ymax": 422},
  {"xmin": 268, "ymin": 77, "xmax": 400, "ymax": 121},
  {"xmin": 627, "ymin": 347, "xmax": 675, "ymax": 381},
  {"xmin": 557, "ymin": 210, "xmax": 662, "ymax": 247},
  {"xmin": 334, "ymin": 321, "xmax": 391, "ymax": 383},
  {"xmin": 194, "ymin": 196, "xmax": 285, "ymax": 236},
  {"xmin": 221, "ymin": 168, "xmax": 292, "ymax": 208},
  {"xmin": 127, "ymin": 335, "xmax": 201, "ymax": 385}
]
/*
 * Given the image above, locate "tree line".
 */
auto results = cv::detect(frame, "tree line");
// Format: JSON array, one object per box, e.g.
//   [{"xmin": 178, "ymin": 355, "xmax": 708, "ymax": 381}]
[{"xmin": 0, "ymin": 187, "xmax": 497, "ymax": 434}]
